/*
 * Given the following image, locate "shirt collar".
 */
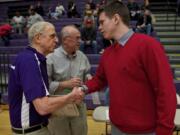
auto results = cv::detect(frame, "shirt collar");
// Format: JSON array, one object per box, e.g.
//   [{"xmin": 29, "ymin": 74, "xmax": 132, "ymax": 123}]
[
  {"xmin": 27, "ymin": 46, "xmax": 46, "ymax": 61},
  {"xmin": 60, "ymin": 46, "xmax": 77, "ymax": 58},
  {"xmin": 118, "ymin": 29, "xmax": 134, "ymax": 46}
]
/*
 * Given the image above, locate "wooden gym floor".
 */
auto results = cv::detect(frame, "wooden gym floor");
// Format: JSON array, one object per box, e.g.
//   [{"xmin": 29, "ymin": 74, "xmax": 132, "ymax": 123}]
[
  {"xmin": 0, "ymin": 105, "xmax": 179, "ymax": 135},
  {"xmin": 0, "ymin": 105, "xmax": 107, "ymax": 135}
]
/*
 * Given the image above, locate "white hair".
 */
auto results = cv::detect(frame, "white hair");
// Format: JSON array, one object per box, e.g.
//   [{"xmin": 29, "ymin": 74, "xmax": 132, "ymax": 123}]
[
  {"xmin": 60, "ymin": 25, "xmax": 79, "ymax": 39},
  {"xmin": 28, "ymin": 21, "xmax": 54, "ymax": 44}
]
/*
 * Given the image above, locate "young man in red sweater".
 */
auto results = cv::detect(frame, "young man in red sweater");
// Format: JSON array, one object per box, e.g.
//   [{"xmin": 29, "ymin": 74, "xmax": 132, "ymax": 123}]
[{"xmin": 79, "ymin": 1, "xmax": 177, "ymax": 135}]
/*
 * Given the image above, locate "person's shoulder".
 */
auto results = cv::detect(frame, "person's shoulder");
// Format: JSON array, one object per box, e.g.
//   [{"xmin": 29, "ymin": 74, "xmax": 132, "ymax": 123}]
[
  {"xmin": 47, "ymin": 47, "xmax": 61, "ymax": 59},
  {"xmin": 77, "ymin": 50, "xmax": 87, "ymax": 58},
  {"xmin": 133, "ymin": 33, "xmax": 159, "ymax": 44},
  {"xmin": 133, "ymin": 33, "xmax": 163, "ymax": 50},
  {"xmin": 12, "ymin": 16, "xmax": 16, "ymax": 19},
  {"xmin": 77, "ymin": 50, "xmax": 91, "ymax": 62},
  {"xmin": 35, "ymin": 13, "xmax": 42, "ymax": 18},
  {"xmin": 133, "ymin": 32, "xmax": 149, "ymax": 38},
  {"xmin": 16, "ymin": 49, "xmax": 35, "ymax": 64},
  {"xmin": 18, "ymin": 48, "xmax": 33, "ymax": 58}
]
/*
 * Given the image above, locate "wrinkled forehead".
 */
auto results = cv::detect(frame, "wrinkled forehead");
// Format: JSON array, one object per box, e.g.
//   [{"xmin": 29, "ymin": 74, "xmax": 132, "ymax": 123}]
[
  {"xmin": 71, "ymin": 29, "xmax": 81, "ymax": 36},
  {"xmin": 42, "ymin": 25, "xmax": 57, "ymax": 38},
  {"xmin": 45, "ymin": 25, "xmax": 56, "ymax": 33}
]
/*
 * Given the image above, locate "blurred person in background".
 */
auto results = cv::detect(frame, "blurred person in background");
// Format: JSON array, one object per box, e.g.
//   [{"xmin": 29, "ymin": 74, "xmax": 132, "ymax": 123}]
[{"xmin": 11, "ymin": 11, "xmax": 25, "ymax": 34}]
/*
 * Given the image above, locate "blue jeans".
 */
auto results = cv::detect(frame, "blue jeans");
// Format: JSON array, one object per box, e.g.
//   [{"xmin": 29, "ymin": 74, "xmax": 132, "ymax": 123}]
[
  {"xmin": 80, "ymin": 40, "xmax": 98, "ymax": 54},
  {"xmin": 1, "ymin": 35, "xmax": 10, "ymax": 46},
  {"xmin": 146, "ymin": 24, "xmax": 152, "ymax": 36},
  {"xmin": 135, "ymin": 24, "xmax": 152, "ymax": 36},
  {"xmin": 111, "ymin": 124, "xmax": 155, "ymax": 135}
]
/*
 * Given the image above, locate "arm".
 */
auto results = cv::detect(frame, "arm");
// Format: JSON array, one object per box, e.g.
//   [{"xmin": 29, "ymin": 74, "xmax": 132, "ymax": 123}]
[
  {"xmin": 46, "ymin": 55, "xmax": 60, "ymax": 94},
  {"xmin": 58, "ymin": 77, "xmax": 82, "ymax": 89},
  {"xmin": 37, "ymin": 14, "xmax": 44, "ymax": 21},
  {"xmin": 85, "ymin": 53, "xmax": 107, "ymax": 93},
  {"xmin": 27, "ymin": 16, "xmax": 33, "ymax": 28},
  {"xmin": 140, "ymin": 37, "xmax": 177, "ymax": 135},
  {"xmin": 19, "ymin": 56, "xmax": 83, "ymax": 116},
  {"xmin": 33, "ymin": 87, "xmax": 84, "ymax": 115}
]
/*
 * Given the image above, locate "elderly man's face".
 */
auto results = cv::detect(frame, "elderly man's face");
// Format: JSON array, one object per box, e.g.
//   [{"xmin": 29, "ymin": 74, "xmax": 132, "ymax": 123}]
[
  {"xmin": 64, "ymin": 31, "xmax": 81, "ymax": 53},
  {"xmin": 38, "ymin": 25, "xmax": 58, "ymax": 55}
]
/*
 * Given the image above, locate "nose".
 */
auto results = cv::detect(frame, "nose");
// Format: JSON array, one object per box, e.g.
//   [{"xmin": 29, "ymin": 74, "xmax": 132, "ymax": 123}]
[
  {"xmin": 78, "ymin": 38, "xmax": 82, "ymax": 43},
  {"xmin": 76, "ymin": 38, "xmax": 81, "ymax": 45},
  {"xmin": 55, "ymin": 36, "xmax": 59, "ymax": 43}
]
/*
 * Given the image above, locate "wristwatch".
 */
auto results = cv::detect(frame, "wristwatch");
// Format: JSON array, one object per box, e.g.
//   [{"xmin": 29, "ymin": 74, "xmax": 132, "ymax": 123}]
[{"xmin": 79, "ymin": 85, "xmax": 88, "ymax": 94}]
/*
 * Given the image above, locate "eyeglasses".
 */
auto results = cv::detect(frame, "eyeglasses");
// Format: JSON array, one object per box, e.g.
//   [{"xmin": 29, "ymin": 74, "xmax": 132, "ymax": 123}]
[
  {"xmin": 67, "ymin": 35, "xmax": 81, "ymax": 41},
  {"xmin": 48, "ymin": 33, "xmax": 57, "ymax": 39}
]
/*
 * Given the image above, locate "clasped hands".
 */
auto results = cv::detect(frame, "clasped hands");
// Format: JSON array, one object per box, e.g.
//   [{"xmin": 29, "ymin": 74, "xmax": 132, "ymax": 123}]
[{"xmin": 67, "ymin": 87, "xmax": 85, "ymax": 104}]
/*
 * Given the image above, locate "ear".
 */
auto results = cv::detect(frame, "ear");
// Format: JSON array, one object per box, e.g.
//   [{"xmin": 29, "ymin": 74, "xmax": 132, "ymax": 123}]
[
  {"xmin": 62, "ymin": 36, "xmax": 68, "ymax": 44},
  {"xmin": 34, "ymin": 33, "xmax": 41, "ymax": 44},
  {"xmin": 113, "ymin": 14, "xmax": 121, "ymax": 25}
]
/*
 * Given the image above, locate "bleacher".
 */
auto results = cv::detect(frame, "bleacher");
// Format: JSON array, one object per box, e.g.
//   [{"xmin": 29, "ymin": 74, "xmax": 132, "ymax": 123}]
[
  {"xmin": 0, "ymin": 0, "xmax": 180, "ymax": 111},
  {"xmin": 0, "ymin": 0, "xmax": 98, "ymax": 108}
]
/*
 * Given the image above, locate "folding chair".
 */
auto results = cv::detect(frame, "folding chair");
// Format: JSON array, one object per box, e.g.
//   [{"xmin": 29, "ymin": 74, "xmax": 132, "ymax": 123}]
[
  {"xmin": 93, "ymin": 106, "xmax": 111, "ymax": 135},
  {"xmin": 174, "ymin": 109, "xmax": 180, "ymax": 135}
]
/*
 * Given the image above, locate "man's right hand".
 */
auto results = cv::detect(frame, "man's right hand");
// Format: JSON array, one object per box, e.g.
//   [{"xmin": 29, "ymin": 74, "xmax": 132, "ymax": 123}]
[
  {"xmin": 67, "ymin": 87, "xmax": 84, "ymax": 104},
  {"xmin": 61, "ymin": 77, "xmax": 82, "ymax": 89}
]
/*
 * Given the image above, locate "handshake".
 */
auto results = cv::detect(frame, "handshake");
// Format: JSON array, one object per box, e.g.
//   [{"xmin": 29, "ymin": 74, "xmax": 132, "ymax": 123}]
[
  {"xmin": 51, "ymin": 86, "xmax": 87, "ymax": 117},
  {"xmin": 66, "ymin": 86, "xmax": 86, "ymax": 104},
  {"xmin": 60, "ymin": 76, "xmax": 91, "ymax": 104}
]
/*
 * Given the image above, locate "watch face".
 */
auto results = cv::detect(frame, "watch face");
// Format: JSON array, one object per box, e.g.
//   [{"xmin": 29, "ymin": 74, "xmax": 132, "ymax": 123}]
[
  {"xmin": 79, "ymin": 87, "xmax": 84, "ymax": 91},
  {"xmin": 80, "ymin": 85, "xmax": 88, "ymax": 93}
]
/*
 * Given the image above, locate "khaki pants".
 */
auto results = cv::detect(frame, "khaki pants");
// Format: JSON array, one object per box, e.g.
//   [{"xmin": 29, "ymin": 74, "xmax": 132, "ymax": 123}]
[
  {"xmin": 12, "ymin": 127, "xmax": 50, "ymax": 135},
  {"xmin": 48, "ymin": 103, "xmax": 87, "ymax": 135}
]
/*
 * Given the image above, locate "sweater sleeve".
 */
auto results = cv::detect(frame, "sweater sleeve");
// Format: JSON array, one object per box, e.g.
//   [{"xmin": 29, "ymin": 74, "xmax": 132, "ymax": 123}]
[
  {"xmin": 85, "ymin": 53, "xmax": 108, "ymax": 93},
  {"xmin": 140, "ymin": 37, "xmax": 177, "ymax": 135}
]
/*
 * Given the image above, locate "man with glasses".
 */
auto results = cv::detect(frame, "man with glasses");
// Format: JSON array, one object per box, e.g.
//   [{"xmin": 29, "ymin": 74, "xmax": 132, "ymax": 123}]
[{"xmin": 47, "ymin": 25, "xmax": 91, "ymax": 135}]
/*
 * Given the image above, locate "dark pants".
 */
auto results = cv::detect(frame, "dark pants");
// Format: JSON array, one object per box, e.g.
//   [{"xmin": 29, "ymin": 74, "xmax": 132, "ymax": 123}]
[
  {"xmin": 80, "ymin": 40, "xmax": 98, "ymax": 54},
  {"xmin": 1, "ymin": 35, "xmax": 10, "ymax": 46}
]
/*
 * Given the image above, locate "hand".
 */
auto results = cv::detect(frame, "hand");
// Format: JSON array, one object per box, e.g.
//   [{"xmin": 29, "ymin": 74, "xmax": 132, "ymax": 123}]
[
  {"xmin": 67, "ymin": 87, "xmax": 84, "ymax": 103},
  {"xmin": 86, "ymin": 74, "xmax": 93, "ymax": 80},
  {"xmin": 62, "ymin": 77, "xmax": 82, "ymax": 89},
  {"xmin": 74, "ymin": 87, "xmax": 85, "ymax": 105}
]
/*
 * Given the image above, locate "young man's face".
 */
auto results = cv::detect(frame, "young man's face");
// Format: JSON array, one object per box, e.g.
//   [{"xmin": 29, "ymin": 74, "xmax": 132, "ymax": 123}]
[{"xmin": 98, "ymin": 12, "xmax": 116, "ymax": 40}]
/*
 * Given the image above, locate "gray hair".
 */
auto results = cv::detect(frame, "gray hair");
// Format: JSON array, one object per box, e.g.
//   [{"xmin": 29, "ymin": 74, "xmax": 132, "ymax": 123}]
[
  {"xmin": 28, "ymin": 21, "xmax": 54, "ymax": 44},
  {"xmin": 60, "ymin": 25, "xmax": 79, "ymax": 39}
]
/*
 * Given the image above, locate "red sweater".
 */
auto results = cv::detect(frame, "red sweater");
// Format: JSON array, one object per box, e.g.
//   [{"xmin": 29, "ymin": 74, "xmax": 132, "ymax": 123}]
[{"xmin": 86, "ymin": 33, "xmax": 177, "ymax": 135}]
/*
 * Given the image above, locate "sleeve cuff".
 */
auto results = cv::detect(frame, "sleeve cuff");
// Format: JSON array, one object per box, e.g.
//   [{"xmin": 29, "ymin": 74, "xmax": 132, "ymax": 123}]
[{"xmin": 80, "ymin": 85, "xmax": 89, "ymax": 94}]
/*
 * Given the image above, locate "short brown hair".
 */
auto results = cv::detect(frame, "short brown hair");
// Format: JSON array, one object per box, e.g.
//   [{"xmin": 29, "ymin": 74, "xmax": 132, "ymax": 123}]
[{"xmin": 98, "ymin": 0, "xmax": 130, "ymax": 27}]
